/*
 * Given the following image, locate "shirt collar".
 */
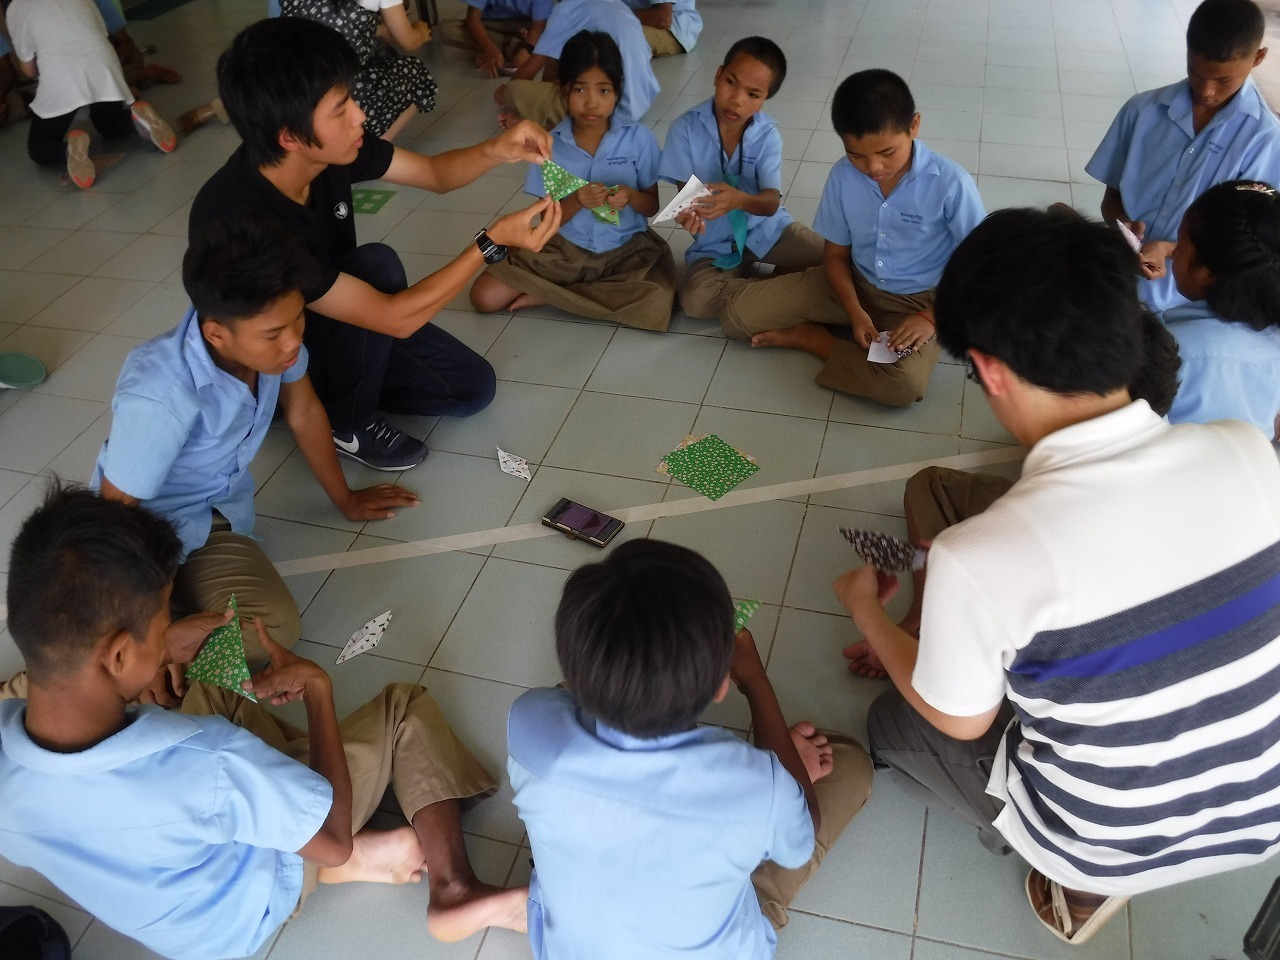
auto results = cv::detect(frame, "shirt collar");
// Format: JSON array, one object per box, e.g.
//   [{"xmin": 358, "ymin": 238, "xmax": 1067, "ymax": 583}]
[
  {"xmin": 592, "ymin": 716, "xmax": 710, "ymax": 752},
  {"xmin": 1159, "ymin": 299, "xmax": 1217, "ymax": 325},
  {"xmin": 180, "ymin": 305, "xmax": 255, "ymax": 402},
  {"xmin": 693, "ymin": 98, "xmax": 767, "ymax": 146},
  {"xmin": 1162, "ymin": 77, "xmax": 1261, "ymax": 130},
  {"xmin": 0, "ymin": 701, "xmax": 202, "ymax": 775},
  {"xmin": 1023, "ymin": 400, "xmax": 1166, "ymax": 479}
]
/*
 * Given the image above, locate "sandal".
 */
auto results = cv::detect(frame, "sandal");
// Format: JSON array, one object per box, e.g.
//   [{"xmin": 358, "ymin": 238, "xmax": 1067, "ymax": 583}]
[
  {"xmin": 0, "ymin": 352, "xmax": 47, "ymax": 389},
  {"xmin": 1026, "ymin": 869, "xmax": 1127, "ymax": 945}
]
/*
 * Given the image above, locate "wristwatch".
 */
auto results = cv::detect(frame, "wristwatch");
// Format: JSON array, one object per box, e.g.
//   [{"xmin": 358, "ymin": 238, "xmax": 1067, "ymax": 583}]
[{"xmin": 474, "ymin": 229, "xmax": 508, "ymax": 264}]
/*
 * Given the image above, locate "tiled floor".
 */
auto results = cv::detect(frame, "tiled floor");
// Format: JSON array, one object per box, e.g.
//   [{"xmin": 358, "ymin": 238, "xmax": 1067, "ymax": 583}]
[{"xmin": 0, "ymin": 0, "xmax": 1275, "ymax": 957}]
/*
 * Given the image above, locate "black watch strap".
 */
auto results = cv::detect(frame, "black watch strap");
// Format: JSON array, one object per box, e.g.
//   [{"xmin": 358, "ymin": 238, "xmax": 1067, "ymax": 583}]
[{"xmin": 474, "ymin": 229, "xmax": 509, "ymax": 264}]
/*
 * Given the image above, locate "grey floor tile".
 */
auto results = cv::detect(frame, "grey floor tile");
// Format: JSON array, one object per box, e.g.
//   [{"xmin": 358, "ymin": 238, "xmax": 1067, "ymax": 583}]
[
  {"xmin": 484, "ymin": 314, "xmax": 616, "ymax": 388},
  {"xmin": 543, "ymin": 391, "xmax": 699, "ymax": 480},
  {"xmin": 586, "ymin": 327, "xmax": 726, "ymax": 404},
  {"xmin": 0, "ymin": 393, "xmax": 106, "ymax": 474},
  {"xmin": 368, "ymin": 451, "xmax": 527, "ymax": 542},
  {"xmin": 812, "ymin": 421, "xmax": 961, "ymax": 516},
  {"xmin": 426, "ymin": 380, "xmax": 578, "ymax": 461},
  {"xmin": 24, "ymin": 230, "xmax": 138, "ymax": 276},
  {"xmin": 32, "ymin": 334, "xmax": 143, "ymax": 402},
  {"xmin": 0, "ymin": 880, "xmax": 93, "ymax": 946},
  {"xmin": 704, "ymin": 340, "xmax": 835, "ymax": 421},
  {"xmin": 774, "ymin": 911, "xmax": 913, "ymax": 959}
]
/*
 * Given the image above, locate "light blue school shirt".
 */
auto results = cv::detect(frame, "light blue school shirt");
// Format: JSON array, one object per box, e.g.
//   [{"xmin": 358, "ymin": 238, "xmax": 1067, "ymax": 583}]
[
  {"xmin": 508, "ymin": 688, "xmax": 814, "ymax": 960},
  {"xmin": 464, "ymin": 0, "xmax": 554, "ymax": 19},
  {"xmin": 813, "ymin": 141, "xmax": 985, "ymax": 294},
  {"xmin": 533, "ymin": 0, "xmax": 659, "ymax": 122},
  {"xmin": 0, "ymin": 700, "xmax": 330, "ymax": 960},
  {"xmin": 525, "ymin": 116, "xmax": 660, "ymax": 253},
  {"xmin": 1088, "ymin": 79, "xmax": 1280, "ymax": 310},
  {"xmin": 1162, "ymin": 300, "xmax": 1280, "ymax": 437},
  {"xmin": 92, "ymin": 0, "xmax": 125, "ymax": 33},
  {"xmin": 658, "ymin": 98, "xmax": 791, "ymax": 266},
  {"xmin": 91, "ymin": 306, "xmax": 309, "ymax": 559},
  {"xmin": 619, "ymin": 0, "xmax": 702, "ymax": 51}
]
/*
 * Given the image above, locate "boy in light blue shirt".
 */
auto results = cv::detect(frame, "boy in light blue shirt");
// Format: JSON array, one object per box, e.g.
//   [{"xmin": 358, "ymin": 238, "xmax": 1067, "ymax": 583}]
[
  {"xmin": 619, "ymin": 0, "xmax": 701, "ymax": 57},
  {"xmin": 497, "ymin": 0, "xmax": 659, "ymax": 127},
  {"xmin": 509, "ymin": 540, "xmax": 872, "ymax": 960},
  {"xmin": 92, "ymin": 216, "xmax": 417, "ymax": 667},
  {"xmin": 1087, "ymin": 0, "xmax": 1280, "ymax": 311},
  {"xmin": 746, "ymin": 70, "xmax": 985, "ymax": 407},
  {"xmin": 437, "ymin": 0, "xmax": 554, "ymax": 79}
]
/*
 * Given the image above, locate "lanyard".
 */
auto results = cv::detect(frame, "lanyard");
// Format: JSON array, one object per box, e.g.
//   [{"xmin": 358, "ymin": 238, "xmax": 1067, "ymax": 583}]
[{"xmin": 712, "ymin": 120, "xmax": 749, "ymax": 269}]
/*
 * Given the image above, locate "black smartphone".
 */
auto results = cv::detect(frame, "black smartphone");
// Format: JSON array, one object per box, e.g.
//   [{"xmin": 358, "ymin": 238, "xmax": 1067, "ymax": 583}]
[{"xmin": 541, "ymin": 498, "xmax": 624, "ymax": 548}]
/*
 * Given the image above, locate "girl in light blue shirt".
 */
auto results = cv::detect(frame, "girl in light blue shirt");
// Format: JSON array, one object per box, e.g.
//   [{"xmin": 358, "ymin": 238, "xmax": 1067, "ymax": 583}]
[
  {"xmin": 1164, "ymin": 179, "xmax": 1280, "ymax": 438},
  {"xmin": 471, "ymin": 30, "xmax": 676, "ymax": 330}
]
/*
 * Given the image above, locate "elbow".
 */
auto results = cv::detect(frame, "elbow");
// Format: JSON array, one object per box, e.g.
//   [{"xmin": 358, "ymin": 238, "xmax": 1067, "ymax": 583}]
[{"xmin": 318, "ymin": 831, "xmax": 354, "ymax": 868}]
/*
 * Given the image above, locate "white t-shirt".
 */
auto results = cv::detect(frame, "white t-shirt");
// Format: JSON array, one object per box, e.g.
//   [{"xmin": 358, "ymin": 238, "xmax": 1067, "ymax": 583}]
[
  {"xmin": 9, "ymin": 0, "xmax": 132, "ymax": 119},
  {"xmin": 915, "ymin": 401, "xmax": 1280, "ymax": 895}
]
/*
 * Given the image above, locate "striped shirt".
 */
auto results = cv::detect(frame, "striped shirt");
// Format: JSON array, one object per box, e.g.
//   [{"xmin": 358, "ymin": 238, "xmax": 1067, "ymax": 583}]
[{"xmin": 915, "ymin": 401, "xmax": 1280, "ymax": 894}]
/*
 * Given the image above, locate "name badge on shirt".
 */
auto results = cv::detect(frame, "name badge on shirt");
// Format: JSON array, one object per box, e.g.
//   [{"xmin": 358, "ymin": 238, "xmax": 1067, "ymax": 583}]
[{"xmin": 899, "ymin": 212, "xmax": 924, "ymax": 225}]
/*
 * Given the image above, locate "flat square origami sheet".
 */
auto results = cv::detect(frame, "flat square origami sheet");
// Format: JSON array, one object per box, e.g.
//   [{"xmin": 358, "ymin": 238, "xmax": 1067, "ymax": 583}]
[
  {"xmin": 185, "ymin": 595, "xmax": 257, "ymax": 702},
  {"xmin": 655, "ymin": 435, "xmax": 756, "ymax": 476},
  {"xmin": 839, "ymin": 528, "xmax": 927, "ymax": 573},
  {"xmin": 336, "ymin": 611, "xmax": 391, "ymax": 664},
  {"xmin": 733, "ymin": 598, "xmax": 762, "ymax": 632},
  {"xmin": 497, "ymin": 446, "xmax": 532, "ymax": 481},
  {"xmin": 540, "ymin": 160, "xmax": 619, "ymax": 224},
  {"xmin": 660, "ymin": 434, "xmax": 759, "ymax": 501},
  {"xmin": 653, "ymin": 174, "xmax": 713, "ymax": 223}
]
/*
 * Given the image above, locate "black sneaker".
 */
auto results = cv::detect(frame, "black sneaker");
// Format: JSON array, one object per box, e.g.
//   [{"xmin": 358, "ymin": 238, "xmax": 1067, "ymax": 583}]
[{"xmin": 333, "ymin": 418, "xmax": 427, "ymax": 471}]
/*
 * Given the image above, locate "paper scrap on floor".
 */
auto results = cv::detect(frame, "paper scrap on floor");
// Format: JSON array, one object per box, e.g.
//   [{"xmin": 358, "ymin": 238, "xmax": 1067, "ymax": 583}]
[
  {"xmin": 336, "ymin": 610, "xmax": 392, "ymax": 664},
  {"xmin": 497, "ymin": 446, "xmax": 532, "ymax": 481}
]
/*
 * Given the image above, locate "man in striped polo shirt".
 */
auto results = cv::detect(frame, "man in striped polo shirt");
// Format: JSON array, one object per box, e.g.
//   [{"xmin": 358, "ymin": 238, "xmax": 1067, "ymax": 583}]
[{"xmin": 834, "ymin": 207, "xmax": 1280, "ymax": 945}]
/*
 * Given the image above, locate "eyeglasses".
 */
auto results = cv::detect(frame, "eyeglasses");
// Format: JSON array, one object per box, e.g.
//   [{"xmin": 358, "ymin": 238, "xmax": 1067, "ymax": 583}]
[{"xmin": 964, "ymin": 355, "xmax": 982, "ymax": 385}]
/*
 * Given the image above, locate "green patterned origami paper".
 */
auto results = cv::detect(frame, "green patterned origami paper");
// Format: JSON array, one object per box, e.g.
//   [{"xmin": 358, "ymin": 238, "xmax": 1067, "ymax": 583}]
[
  {"xmin": 185, "ymin": 595, "xmax": 257, "ymax": 702},
  {"xmin": 733, "ymin": 599, "xmax": 762, "ymax": 632},
  {"xmin": 660, "ymin": 434, "xmax": 760, "ymax": 501},
  {"xmin": 540, "ymin": 160, "xmax": 620, "ymax": 224}
]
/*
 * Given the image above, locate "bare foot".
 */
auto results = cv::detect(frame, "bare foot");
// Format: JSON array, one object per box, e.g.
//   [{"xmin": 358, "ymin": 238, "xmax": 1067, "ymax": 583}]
[
  {"xmin": 751, "ymin": 321, "xmax": 838, "ymax": 360},
  {"xmin": 177, "ymin": 104, "xmax": 215, "ymax": 135},
  {"xmin": 508, "ymin": 292, "xmax": 545, "ymax": 312},
  {"xmin": 134, "ymin": 63, "xmax": 182, "ymax": 85},
  {"xmin": 497, "ymin": 107, "xmax": 521, "ymax": 130},
  {"xmin": 427, "ymin": 880, "xmax": 528, "ymax": 942},
  {"xmin": 842, "ymin": 639, "xmax": 887, "ymax": 679},
  {"xmin": 317, "ymin": 826, "xmax": 425, "ymax": 885},
  {"xmin": 790, "ymin": 721, "xmax": 834, "ymax": 783},
  {"xmin": 493, "ymin": 85, "xmax": 508, "ymax": 107}
]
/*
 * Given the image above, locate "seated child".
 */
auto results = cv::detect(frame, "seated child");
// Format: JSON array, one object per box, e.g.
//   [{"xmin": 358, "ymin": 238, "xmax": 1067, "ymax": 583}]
[
  {"xmin": 0, "ymin": 487, "xmax": 528, "ymax": 959},
  {"xmin": 471, "ymin": 31, "xmax": 675, "ymax": 331},
  {"xmin": 508, "ymin": 539, "xmax": 873, "ymax": 958},
  {"xmin": 497, "ymin": 0, "xmax": 659, "ymax": 128},
  {"xmin": 92, "ymin": 216, "xmax": 419, "ymax": 667},
  {"xmin": 745, "ymin": 69, "xmax": 985, "ymax": 407},
  {"xmin": 1163, "ymin": 179, "xmax": 1280, "ymax": 438},
  {"xmin": 7, "ymin": 0, "xmax": 176, "ymax": 188},
  {"xmin": 1087, "ymin": 0, "xmax": 1280, "ymax": 311},
  {"xmin": 659, "ymin": 38, "xmax": 829, "ymax": 333},
  {"xmin": 438, "ymin": 0, "xmax": 553, "ymax": 79},
  {"xmin": 93, "ymin": 0, "xmax": 183, "ymax": 90},
  {"xmin": 619, "ymin": 0, "xmax": 701, "ymax": 57}
]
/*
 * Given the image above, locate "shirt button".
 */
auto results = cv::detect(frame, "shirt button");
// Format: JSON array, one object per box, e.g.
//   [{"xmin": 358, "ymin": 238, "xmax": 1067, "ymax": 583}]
[
  {"xmin": 877, "ymin": 260, "xmax": 884, "ymax": 266},
  {"xmin": 1188, "ymin": 147, "xmax": 1195, "ymax": 153},
  {"xmin": 881, "ymin": 233, "xmax": 886, "ymax": 237}
]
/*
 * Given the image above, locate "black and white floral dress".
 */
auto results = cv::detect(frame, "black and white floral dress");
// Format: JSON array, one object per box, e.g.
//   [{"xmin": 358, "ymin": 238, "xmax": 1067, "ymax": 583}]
[{"xmin": 280, "ymin": 0, "xmax": 437, "ymax": 137}]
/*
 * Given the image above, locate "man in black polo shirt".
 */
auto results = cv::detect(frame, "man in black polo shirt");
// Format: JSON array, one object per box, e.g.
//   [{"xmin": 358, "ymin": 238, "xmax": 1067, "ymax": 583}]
[{"xmin": 191, "ymin": 17, "xmax": 561, "ymax": 470}]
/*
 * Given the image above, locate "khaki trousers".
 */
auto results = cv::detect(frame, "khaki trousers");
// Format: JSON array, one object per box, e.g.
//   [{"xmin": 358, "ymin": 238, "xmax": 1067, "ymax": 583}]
[
  {"xmin": 180, "ymin": 681, "xmax": 497, "ymax": 911},
  {"xmin": 171, "ymin": 517, "xmax": 300, "ymax": 665},
  {"xmin": 751, "ymin": 737, "xmax": 874, "ymax": 929},
  {"xmin": 903, "ymin": 466, "xmax": 1015, "ymax": 542},
  {"xmin": 503, "ymin": 78, "xmax": 566, "ymax": 127},
  {"xmin": 642, "ymin": 25, "xmax": 685, "ymax": 57},
  {"xmin": 485, "ymin": 228, "xmax": 676, "ymax": 331},
  {"xmin": 437, "ymin": 16, "xmax": 529, "ymax": 52}
]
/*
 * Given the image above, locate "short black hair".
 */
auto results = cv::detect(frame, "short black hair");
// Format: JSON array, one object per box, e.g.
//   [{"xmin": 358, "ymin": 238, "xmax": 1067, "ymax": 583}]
[
  {"xmin": 1183, "ymin": 180, "xmax": 1280, "ymax": 331},
  {"xmin": 1187, "ymin": 0, "xmax": 1265, "ymax": 60},
  {"xmin": 1129, "ymin": 310, "xmax": 1182, "ymax": 415},
  {"xmin": 722, "ymin": 36, "xmax": 787, "ymax": 98},
  {"xmin": 7, "ymin": 484, "xmax": 182, "ymax": 680},
  {"xmin": 555, "ymin": 540, "xmax": 734, "ymax": 739},
  {"xmin": 559, "ymin": 30, "xmax": 624, "ymax": 102},
  {"xmin": 217, "ymin": 17, "xmax": 359, "ymax": 168},
  {"xmin": 183, "ymin": 215, "xmax": 321, "ymax": 325},
  {"xmin": 831, "ymin": 69, "xmax": 916, "ymax": 139},
  {"xmin": 935, "ymin": 208, "xmax": 1145, "ymax": 396}
]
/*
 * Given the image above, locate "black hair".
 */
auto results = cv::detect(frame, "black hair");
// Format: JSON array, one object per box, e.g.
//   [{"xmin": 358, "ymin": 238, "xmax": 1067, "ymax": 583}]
[
  {"xmin": 559, "ymin": 31, "xmax": 624, "ymax": 102},
  {"xmin": 831, "ymin": 69, "xmax": 916, "ymax": 139},
  {"xmin": 935, "ymin": 208, "xmax": 1145, "ymax": 396},
  {"xmin": 722, "ymin": 36, "xmax": 787, "ymax": 98},
  {"xmin": 1187, "ymin": 0, "xmax": 1265, "ymax": 60},
  {"xmin": 1129, "ymin": 310, "xmax": 1182, "ymax": 415},
  {"xmin": 183, "ymin": 215, "xmax": 321, "ymax": 325},
  {"xmin": 7, "ymin": 484, "xmax": 182, "ymax": 679},
  {"xmin": 216, "ymin": 17, "xmax": 360, "ymax": 168},
  {"xmin": 1182, "ymin": 180, "xmax": 1280, "ymax": 331},
  {"xmin": 555, "ymin": 540, "xmax": 734, "ymax": 739}
]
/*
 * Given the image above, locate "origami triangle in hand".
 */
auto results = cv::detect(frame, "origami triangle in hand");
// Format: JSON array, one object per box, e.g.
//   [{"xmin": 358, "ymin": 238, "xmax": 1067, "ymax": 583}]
[
  {"xmin": 542, "ymin": 160, "xmax": 589, "ymax": 201},
  {"xmin": 185, "ymin": 595, "xmax": 257, "ymax": 702}
]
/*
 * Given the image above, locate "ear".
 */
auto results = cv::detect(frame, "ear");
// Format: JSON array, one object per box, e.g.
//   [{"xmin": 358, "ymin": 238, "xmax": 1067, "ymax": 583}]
[
  {"xmin": 714, "ymin": 64, "xmax": 724, "ymax": 85},
  {"xmin": 201, "ymin": 317, "xmax": 231, "ymax": 351},
  {"xmin": 711, "ymin": 674, "xmax": 732, "ymax": 704},
  {"xmin": 100, "ymin": 629, "xmax": 137, "ymax": 681},
  {"xmin": 277, "ymin": 126, "xmax": 305, "ymax": 156},
  {"xmin": 1255, "ymin": 47, "xmax": 1268, "ymax": 68},
  {"xmin": 909, "ymin": 113, "xmax": 922, "ymax": 138},
  {"xmin": 969, "ymin": 348, "xmax": 1013, "ymax": 397}
]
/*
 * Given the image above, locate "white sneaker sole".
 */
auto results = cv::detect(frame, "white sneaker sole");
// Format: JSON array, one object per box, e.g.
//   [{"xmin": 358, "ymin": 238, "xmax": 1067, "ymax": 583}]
[
  {"xmin": 66, "ymin": 130, "xmax": 94, "ymax": 189},
  {"xmin": 131, "ymin": 101, "xmax": 177, "ymax": 153}
]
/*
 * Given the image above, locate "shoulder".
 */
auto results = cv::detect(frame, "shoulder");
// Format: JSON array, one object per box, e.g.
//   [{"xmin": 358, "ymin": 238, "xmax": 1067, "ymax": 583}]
[
  {"xmin": 508, "ymin": 688, "xmax": 579, "ymax": 759},
  {"xmin": 114, "ymin": 325, "xmax": 199, "ymax": 408}
]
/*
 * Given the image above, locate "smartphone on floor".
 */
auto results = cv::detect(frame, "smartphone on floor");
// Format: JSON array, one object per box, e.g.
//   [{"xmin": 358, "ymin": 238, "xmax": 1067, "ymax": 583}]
[{"xmin": 541, "ymin": 498, "xmax": 624, "ymax": 548}]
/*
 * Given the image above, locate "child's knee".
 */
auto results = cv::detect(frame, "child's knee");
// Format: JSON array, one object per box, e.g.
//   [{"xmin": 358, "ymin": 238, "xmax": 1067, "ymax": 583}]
[{"xmin": 469, "ymin": 273, "xmax": 506, "ymax": 313}]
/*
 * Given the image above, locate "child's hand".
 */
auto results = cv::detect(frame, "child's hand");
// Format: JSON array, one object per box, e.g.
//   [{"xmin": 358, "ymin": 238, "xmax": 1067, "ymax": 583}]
[
  {"xmin": 576, "ymin": 181, "xmax": 610, "ymax": 209},
  {"xmin": 728, "ymin": 628, "xmax": 767, "ymax": 691},
  {"xmin": 137, "ymin": 664, "xmax": 188, "ymax": 708},
  {"xmin": 675, "ymin": 206, "xmax": 706, "ymax": 236},
  {"xmin": 887, "ymin": 312, "xmax": 935, "ymax": 354},
  {"xmin": 1138, "ymin": 239, "xmax": 1174, "ymax": 280},
  {"xmin": 850, "ymin": 312, "xmax": 878, "ymax": 349},
  {"xmin": 695, "ymin": 182, "xmax": 741, "ymax": 220},
  {"xmin": 245, "ymin": 619, "xmax": 332, "ymax": 705},
  {"xmin": 341, "ymin": 483, "xmax": 419, "ymax": 521},
  {"xmin": 475, "ymin": 45, "xmax": 504, "ymax": 79},
  {"xmin": 605, "ymin": 185, "xmax": 631, "ymax": 209},
  {"xmin": 164, "ymin": 606, "xmax": 235, "ymax": 666}
]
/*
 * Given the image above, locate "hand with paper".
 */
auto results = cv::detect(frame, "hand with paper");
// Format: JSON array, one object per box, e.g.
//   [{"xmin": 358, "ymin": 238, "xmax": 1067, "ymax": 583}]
[
  {"xmin": 653, "ymin": 175, "xmax": 714, "ymax": 224},
  {"xmin": 244, "ymin": 618, "xmax": 333, "ymax": 706}
]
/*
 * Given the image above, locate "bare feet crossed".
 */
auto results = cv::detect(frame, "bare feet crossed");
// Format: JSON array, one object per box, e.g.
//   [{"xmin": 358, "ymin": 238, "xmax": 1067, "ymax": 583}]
[
  {"xmin": 751, "ymin": 321, "xmax": 838, "ymax": 360},
  {"xmin": 317, "ymin": 826, "xmax": 426, "ymax": 885},
  {"xmin": 427, "ymin": 879, "xmax": 529, "ymax": 942}
]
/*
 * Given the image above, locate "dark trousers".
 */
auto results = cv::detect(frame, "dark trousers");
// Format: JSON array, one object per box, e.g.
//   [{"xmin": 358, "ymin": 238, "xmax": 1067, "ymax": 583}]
[
  {"xmin": 28, "ymin": 102, "xmax": 134, "ymax": 166},
  {"xmin": 305, "ymin": 243, "xmax": 497, "ymax": 432},
  {"xmin": 868, "ymin": 687, "xmax": 1017, "ymax": 852}
]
